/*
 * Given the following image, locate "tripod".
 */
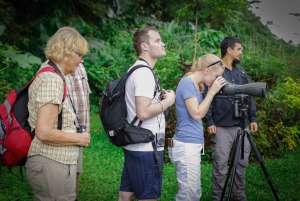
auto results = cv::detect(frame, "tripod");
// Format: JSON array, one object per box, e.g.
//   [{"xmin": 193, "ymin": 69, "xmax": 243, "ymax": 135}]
[{"xmin": 220, "ymin": 94, "xmax": 279, "ymax": 201}]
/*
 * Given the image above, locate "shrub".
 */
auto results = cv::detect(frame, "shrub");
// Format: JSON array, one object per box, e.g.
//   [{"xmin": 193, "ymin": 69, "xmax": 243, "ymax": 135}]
[
  {"xmin": 252, "ymin": 77, "xmax": 300, "ymax": 157},
  {"xmin": 0, "ymin": 25, "xmax": 41, "ymax": 101}
]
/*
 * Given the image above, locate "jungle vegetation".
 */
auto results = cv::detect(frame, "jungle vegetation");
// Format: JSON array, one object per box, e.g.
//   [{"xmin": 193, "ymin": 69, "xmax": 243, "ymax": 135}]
[{"xmin": 1, "ymin": 0, "xmax": 300, "ymax": 159}]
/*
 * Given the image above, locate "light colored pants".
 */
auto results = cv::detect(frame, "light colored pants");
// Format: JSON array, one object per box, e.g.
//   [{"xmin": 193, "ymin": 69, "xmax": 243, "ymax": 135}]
[
  {"xmin": 77, "ymin": 146, "xmax": 83, "ymax": 173},
  {"xmin": 168, "ymin": 138, "xmax": 203, "ymax": 201},
  {"xmin": 211, "ymin": 126, "xmax": 250, "ymax": 201},
  {"xmin": 25, "ymin": 155, "xmax": 77, "ymax": 201}
]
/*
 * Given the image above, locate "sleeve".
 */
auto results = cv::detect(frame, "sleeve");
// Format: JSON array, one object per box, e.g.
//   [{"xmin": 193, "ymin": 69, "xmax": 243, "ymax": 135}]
[
  {"xmin": 248, "ymin": 96, "xmax": 257, "ymax": 123},
  {"xmin": 34, "ymin": 73, "xmax": 65, "ymax": 110},
  {"xmin": 239, "ymin": 67, "xmax": 257, "ymax": 123},
  {"xmin": 80, "ymin": 64, "xmax": 92, "ymax": 94},
  {"xmin": 80, "ymin": 64, "xmax": 91, "ymax": 131},
  {"xmin": 133, "ymin": 67, "xmax": 156, "ymax": 99},
  {"xmin": 180, "ymin": 79, "xmax": 198, "ymax": 100}
]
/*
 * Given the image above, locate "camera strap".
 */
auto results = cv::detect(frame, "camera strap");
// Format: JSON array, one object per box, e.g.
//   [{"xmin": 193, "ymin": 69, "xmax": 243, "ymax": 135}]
[
  {"xmin": 157, "ymin": 103, "xmax": 163, "ymax": 133},
  {"xmin": 47, "ymin": 60, "xmax": 81, "ymax": 127},
  {"xmin": 67, "ymin": 94, "xmax": 81, "ymax": 127}
]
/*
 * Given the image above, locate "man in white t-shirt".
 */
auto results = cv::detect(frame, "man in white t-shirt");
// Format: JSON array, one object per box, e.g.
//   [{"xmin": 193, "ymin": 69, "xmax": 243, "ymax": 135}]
[{"xmin": 117, "ymin": 26, "xmax": 176, "ymax": 201}]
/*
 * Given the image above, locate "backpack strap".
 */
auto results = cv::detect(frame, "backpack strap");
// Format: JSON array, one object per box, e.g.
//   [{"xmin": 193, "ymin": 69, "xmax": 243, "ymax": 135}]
[
  {"xmin": 127, "ymin": 64, "xmax": 163, "ymax": 174},
  {"xmin": 152, "ymin": 140, "xmax": 162, "ymax": 173},
  {"xmin": 33, "ymin": 61, "xmax": 68, "ymax": 130},
  {"xmin": 127, "ymin": 64, "xmax": 161, "ymax": 125},
  {"xmin": 46, "ymin": 60, "xmax": 67, "ymax": 100},
  {"xmin": 127, "ymin": 64, "xmax": 160, "ymax": 98},
  {"xmin": 46, "ymin": 61, "xmax": 68, "ymax": 129}
]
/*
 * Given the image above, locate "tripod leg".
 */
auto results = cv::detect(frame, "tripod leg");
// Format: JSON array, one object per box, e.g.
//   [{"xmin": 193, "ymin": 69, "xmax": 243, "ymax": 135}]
[
  {"xmin": 221, "ymin": 129, "xmax": 243, "ymax": 201},
  {"xmin": 246, "ymin": 133, "xmax": 279, "ymax": 201}
]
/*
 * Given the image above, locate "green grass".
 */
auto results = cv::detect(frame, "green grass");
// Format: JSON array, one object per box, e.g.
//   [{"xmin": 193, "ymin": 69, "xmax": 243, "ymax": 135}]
[{"xmin": 1, "ymin": 113, "xmax": 300, "ymax": 200}]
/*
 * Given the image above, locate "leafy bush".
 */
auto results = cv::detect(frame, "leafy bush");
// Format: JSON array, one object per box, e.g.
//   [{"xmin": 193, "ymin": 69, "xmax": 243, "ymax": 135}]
[
  {"xmin": 252, "ymin": 77, "xmax": 300, "ymax": 158},
  {"xmin": 0, "ymin": 25, "xmax": 41, "ymax": 101}
]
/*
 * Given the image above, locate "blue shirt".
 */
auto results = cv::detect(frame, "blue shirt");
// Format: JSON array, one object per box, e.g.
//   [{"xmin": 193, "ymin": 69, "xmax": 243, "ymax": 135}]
[{"xmin": 174, "ymin": 77, "xmax": 204, "ymax": 144}]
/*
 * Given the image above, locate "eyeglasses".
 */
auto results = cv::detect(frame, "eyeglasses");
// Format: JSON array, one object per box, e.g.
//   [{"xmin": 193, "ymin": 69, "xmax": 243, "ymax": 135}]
[
  {"xmin": 206, "ymin": 60, "xmax": 223, "ymax": 68},
  {"xmin": 74, "ymin": 51, "xmax": 84, "ymax": 59}
]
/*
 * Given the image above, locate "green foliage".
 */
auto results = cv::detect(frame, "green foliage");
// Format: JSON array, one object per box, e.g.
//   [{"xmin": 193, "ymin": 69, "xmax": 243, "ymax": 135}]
[
  {"xmin": 251, "ymin": 77, "xmax": 300, "ymax": 157},
  {"xmin": 241, "ymin": 53, "xmax": 285, "ymax": 89},
  {"xmin": 84, "ymin": 28, "xmax": 136, "ymax": 106},
  {"xmin": 0, "ymin": 25, "xmax": 41, "ymax": 101},
  {"xmin": 4, "ymin": 51, "xmax": 41, "ymax": 69},
  {"xmin": 198, "ymin": 29, "xmax": 225, "ymax": 55},
  {"xmin": 280, "ymin": 77, "xmax": 300, "ymax": 110},
  {"xmin": 271, "ymin": 122, "xmax": 299, "ymax": 151}
]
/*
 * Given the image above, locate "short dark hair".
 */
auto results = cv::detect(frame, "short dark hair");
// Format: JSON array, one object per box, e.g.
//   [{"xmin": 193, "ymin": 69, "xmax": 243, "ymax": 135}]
[
  {"xmin": 220, "ymin": 37, "xmax": 242, "ymax": 58},
  {"xmin": 133, "ymin": 26, "xmax": 158, "ymax": 55}
]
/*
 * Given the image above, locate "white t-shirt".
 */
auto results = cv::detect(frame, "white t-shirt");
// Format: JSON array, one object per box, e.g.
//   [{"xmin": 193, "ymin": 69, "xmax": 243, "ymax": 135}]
[{"xmin": 124, "ymin": 60, "xmax": 165, "ymax": 151}]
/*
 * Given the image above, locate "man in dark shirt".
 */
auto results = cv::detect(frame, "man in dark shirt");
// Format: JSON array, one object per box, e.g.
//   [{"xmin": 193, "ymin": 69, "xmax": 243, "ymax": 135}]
[{"xmin": 204, "ymin": 37, "xmax": 258, "ymax": 201}]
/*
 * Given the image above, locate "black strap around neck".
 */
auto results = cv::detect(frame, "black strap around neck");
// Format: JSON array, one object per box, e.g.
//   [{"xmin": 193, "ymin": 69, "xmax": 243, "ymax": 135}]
[
  {"xmin": 47, "ymin": 60, "xmax": 65, "ymax": 130},
  {"xmin": 139, "ymin": 58, "xmax": 149, "ymax": 66}
]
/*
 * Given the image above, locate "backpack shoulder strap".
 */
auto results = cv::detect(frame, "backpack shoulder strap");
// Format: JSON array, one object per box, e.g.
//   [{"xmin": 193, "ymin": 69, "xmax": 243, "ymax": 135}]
[
  {"xmin": 126, "ymin": 65, "xmax": 163, "ymax": 174},
  {"xmin": 36, "ymin": 61, "xmax": 68, "ymax": 130},
  {"xmin": 127, "ymin": 64, "xmax": 160, "ymax": 98},
  {"xmin": 46, "ymin": 60, "xmax": 67, "ymax": 99},
  {"xmin": 127, "ymin": 64, "xmax": 161, "ymax": 125}
]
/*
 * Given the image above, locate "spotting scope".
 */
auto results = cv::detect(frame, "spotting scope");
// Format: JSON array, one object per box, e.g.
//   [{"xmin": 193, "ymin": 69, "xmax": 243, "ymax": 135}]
[{"xmin": 221, "ymin": 82, "xmax": 267, "ymax": 98}]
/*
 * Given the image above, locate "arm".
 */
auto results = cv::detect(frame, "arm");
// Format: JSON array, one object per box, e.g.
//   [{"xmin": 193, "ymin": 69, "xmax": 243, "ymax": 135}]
[
  {"xmin": 135, "ymin": 90, "xmax": 175, "ymax": 121},
  {"xmin": 35, "ymin": 103, "xmax": 90, "ymax": 147},
  {"xmin": 203, "ymin": 85, "xmax": 216, "ymax": 129},
  {"xmin": 248, "ymin": 95, "xmax": 258, "ymax": 132},
  {"xmin": 204, "ymin": 100, "xmax": 217, "ymax": 134},
  {"xmin": 242, "ymin": 67, "xmax": 258, "ymax": 132},
  {"xmin": 185, "ymin": 77, "xmax": 225, "ymax": 122}
]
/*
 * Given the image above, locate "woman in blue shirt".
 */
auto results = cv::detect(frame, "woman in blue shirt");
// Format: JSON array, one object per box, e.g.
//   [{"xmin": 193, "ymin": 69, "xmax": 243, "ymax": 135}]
[{"xmin": 168, "ymin": 54, "xmax": 225, "ymax": 201}]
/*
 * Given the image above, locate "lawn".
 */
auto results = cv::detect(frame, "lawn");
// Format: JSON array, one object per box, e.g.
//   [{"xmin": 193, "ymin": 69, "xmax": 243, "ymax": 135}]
[{"xmin": 0, "ymin": 113, "xmax": 299, "ymax": 200}]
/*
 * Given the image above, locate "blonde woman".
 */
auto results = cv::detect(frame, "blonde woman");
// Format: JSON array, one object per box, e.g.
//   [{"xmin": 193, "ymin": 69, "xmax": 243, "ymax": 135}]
[
  {"xmin": 168, "ymin": 54, "xmax": 225, "ymax": 201},
  {"xmin": 25, "ymin": 27, "xmax": 91, "ymax": 200}
]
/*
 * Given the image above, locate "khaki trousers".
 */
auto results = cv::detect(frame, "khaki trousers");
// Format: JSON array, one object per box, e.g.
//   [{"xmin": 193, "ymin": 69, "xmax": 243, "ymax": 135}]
[{"xmin": 211, "ymin": 126, "xmax": 250, "ymax": 201}]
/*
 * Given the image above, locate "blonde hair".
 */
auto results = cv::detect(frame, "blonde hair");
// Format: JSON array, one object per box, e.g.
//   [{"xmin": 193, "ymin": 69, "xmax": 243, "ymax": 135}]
[
  {"xmin": 185, "ymin": 54, "xmax": 224, "ymax": 91},
  {"xmin": 45, "ymin": 27, "xmax": 89, "ymax": 62}
]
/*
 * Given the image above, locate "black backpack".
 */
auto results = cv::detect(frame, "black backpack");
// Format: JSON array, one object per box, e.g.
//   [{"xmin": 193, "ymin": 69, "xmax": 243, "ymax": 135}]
[
  {"xmin": 99, "ymin": 64, "xmax": 160, "ymax": 145},
  {"xmin": 99, "ymin": 64, "xmax": 163, "ymax": 173}
]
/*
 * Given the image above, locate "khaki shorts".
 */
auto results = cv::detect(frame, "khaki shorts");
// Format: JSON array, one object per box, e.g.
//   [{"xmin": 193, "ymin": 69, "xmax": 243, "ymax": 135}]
[{"xmin": 25, "ymin": 155, "xmax": 76, "ymax": 201}]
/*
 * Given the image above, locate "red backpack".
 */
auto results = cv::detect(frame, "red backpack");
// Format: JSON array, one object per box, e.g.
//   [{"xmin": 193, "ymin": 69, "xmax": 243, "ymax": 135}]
[{"xmin": 0, "ymin": 64, "xmax": 67, "ymax": 167}]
